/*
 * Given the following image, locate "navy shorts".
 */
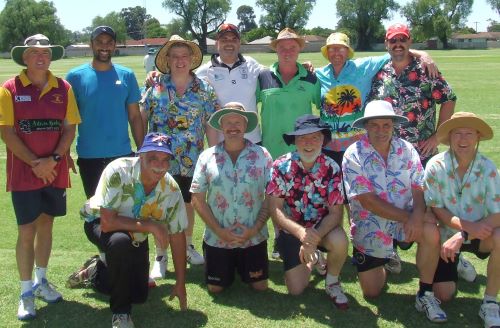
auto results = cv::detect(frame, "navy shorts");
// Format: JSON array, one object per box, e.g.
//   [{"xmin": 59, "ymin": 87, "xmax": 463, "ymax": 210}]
[
  {"xmin": 276, "ymin": 231, "xmax": 328, "ymax": 272},
  {"xmin": 12, "ymin": 187, "xmax": 66, "ymax": 225},
  {"xmin": 172, "ymin": 175, "xmax": 192, "ymax": 203},
  {"xmin": 352, "ymin": 247, "xmax": 390, "ymax": 273},
  {"xmin": 434, "ymin": 239, "xmax": 490, "ymax": 283},
  {"xmin": 203, "ymin": 241, "xmax": 269, "ymax": 287}
]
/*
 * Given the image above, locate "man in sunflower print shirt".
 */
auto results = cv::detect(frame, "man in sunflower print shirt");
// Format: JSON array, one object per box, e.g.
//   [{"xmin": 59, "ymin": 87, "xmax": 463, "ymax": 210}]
[{"xmin": 76, "ymin": 133, "xmax": 188, "ymax": 326}]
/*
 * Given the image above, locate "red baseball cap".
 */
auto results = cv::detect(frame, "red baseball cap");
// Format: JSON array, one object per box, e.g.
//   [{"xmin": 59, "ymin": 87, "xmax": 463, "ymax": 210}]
[
  {"xmin": 386, "ymin": 23, "xmax": 410, "ymax": 40},
  {"xmin": 216, "ymin": 23, "xmax": 240, "ymax": 39}
]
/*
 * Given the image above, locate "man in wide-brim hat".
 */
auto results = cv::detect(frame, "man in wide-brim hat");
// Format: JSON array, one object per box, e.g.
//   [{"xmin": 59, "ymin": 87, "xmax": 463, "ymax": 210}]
[
  {"xmin": 0, "ymin": 34, "xmax": 80, "ymax": 321},
  {"xmin": 266, "ymin": 114, "xmax": 350, "ymax": 310},
  {"xmin": 424, "ymin": 112, "xmax": 500, "ymax": 328},
  {"xmin": 343, "ymin": 100, "xmax": 447, "ymax": 323}
]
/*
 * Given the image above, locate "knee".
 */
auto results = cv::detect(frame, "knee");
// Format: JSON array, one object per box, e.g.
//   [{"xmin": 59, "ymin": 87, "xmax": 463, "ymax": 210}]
[
  {"xmin": 362, "ymin": 287, "xmax": 382, "ymax": 299},
  {"xmin": 208, "ymin": 284, "xmax": 224, "ymax": 293},
  {"xmin": 287, "ymin": 283, "xmax": 307, "ymax": 296},
  {"xmin": 423, "ymin": 223, "xmax": 440, "ymax": 245},
  {"xmin": 251, "ymin": 280, "xmax": 268, "ymax": 292},
  {"xmin": 492, "ymin": 228, "xmax": 500, "ymax": 250},
  {"xmin": 433, "ymin": 286, "xmax": 455, "ymax": 303},
  {"xmin": 324, "ymin": 227, "xmax": 348, "ymax": 253}
]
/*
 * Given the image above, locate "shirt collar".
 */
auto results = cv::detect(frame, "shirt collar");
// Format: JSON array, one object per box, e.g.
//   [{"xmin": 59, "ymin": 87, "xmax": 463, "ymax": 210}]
[
  {"xmin": 19, "ymin": 69, "xmax": 57, "ymax": 88},
  {"xmin": 210, "ymin": 53, "xmax": 246, "ymax": 70}
]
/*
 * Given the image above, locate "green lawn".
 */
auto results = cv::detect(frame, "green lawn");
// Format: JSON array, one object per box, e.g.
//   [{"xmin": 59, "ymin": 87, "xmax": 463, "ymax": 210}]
[{"xmin": 0, "ymin": 49, "xmax": 499, "ymax": 327}]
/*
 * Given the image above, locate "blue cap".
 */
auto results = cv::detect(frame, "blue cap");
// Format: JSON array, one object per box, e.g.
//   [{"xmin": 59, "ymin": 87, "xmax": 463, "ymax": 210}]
[{"xmin": 137, "ymin": 133, "xmax": 173, "ymax": 156}]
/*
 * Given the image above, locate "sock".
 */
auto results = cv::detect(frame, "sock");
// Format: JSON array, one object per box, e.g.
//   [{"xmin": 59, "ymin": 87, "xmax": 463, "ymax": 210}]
[
  {"xmin": 483, "ymin": 294, "xmax": 498, "ymax": 304},
  {"xmin": 34, "ymin": 267, "xmax": 47, "ymax": 285},
  {"xmin": 325, "ymin": 274, "xmax": 339, "ymax": 286},
  {"xmin": 186, "ymin": 236, "xmax": 193, "ymax": 246},
  {"xmin": 418, "ymin": 281, "xmax": 433, "ymax": 297},
  {"xmin": 21, "ymin": 280, "xmax": 33, "ymax": 295},
  {"xmin": 99, "ymin": 252, "xmax": 107, "ymax": 265}
]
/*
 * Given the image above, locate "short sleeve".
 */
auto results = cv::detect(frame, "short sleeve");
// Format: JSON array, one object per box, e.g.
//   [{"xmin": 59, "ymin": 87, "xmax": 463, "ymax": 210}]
[
  {"xmin": 423, "ymin": 158, "xmax": 444, "ymax": 208},
  {"xmin": 484, "ymin": 160, "xmax": 500, "ymax": 215},
  {"xmin": 190, "ymin": 149, "xmax": 209, "ymax": 193},
  {"xmin": 65, "ymin": 87, "xmax": 81, "ymax": 124},
  {"xmin": 126, "ymin": 71, "xmax": 141, "ymax": 105},
  {"xmin": 0, "ymin": 86, "xmax": 14, "ymax": 126}
]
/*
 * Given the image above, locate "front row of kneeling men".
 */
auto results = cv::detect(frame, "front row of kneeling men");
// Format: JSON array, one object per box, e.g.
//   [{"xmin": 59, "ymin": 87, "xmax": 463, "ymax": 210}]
[{"xmin": 65, "ymin": 100, "xmax": 499, "ymax": 328}]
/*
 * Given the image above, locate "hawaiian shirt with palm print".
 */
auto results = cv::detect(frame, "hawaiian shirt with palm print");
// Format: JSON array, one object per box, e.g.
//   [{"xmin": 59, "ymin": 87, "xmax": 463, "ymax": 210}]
[
  {"xmin": 369, "ymin": 57, "xmax": 457, "ymax": 162},
  {"xmin": 80, "ymin": 157, "xmax": 188, "ymax": 243},
  {"xmin": 424, "ymin": 150, "xmax": 500, "ymax": 244},
  {"xmin": 190, "ymin": 141, "xmax": 273, "ymax": 248},
  {"xmin": 141, "ymin": 73, "xmax": 219, "ymax": 177},
  {"xmin": 342, "ymin": 135, "xmax": 423, "ymax": 259},
  {"xmin": 266, "ymin": 152, "xmax": 344, "ymax": 230}
]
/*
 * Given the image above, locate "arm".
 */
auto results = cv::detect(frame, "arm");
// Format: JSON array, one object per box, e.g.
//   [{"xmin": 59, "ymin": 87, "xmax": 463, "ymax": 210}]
[
  {"xmin": 315, "ymin": 203, "xmax": 343, "ymax": 239},
  {"xmin": 139, "ymin": 104, "xmax": 149, "ymax": 134},
  {"xmin": 420, "ymin": 101, "xmax": 455, "ymax": 157},
  {"xmin": 356, "ymin": 192, "xmax": 411, "ymax": 223},
  {"xmin": 127, "ymin": 103, "xmax": 145, "ymax": 150},
  {"xmin": 432, "ymin": 206, "xmax": 496, "ymax": 241},
  {"xmin": 168, "ymin": 231, "xmax": 187, "ymax": 310},
  {"xmin": 236, "ymin": 197, "xmax": 270, "ymax": 242},
  {"xmin": 403, "ymin": 188, "xmax": 426, "ymax": 241},
  {"xmin": 409, "ymin": 49, "xmax": 438, "ymax": 78}
]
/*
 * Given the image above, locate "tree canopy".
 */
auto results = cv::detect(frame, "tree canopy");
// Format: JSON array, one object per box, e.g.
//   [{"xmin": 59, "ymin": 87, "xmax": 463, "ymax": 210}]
[
  {"xmin": 256, "ymin": 0, "xmax": 316, "ymax": 32},
  {"xmin": 0, "ymin": 0, "xmax": 68, "ymax": 51},
  {"xmin": 162, "ymin": 0, "xmax": 231, "ymax": 53},
  {"xmin": 236, "ymin": 5, "xmax": 257, "ymax": 32},
  {"xmin": 121, "ymin": 6, "xmax": 152, "ymax": 40},
  {"xmin": 487, "ymin": 0, "xmax": 500, "ymax": 15},
  {"xmin": 91, "ymin": 12, "xmax": 127, "ymax": 45},
  {"xmin": 336, "ymin": 0, "xmax": 399, "ymax": 51}
]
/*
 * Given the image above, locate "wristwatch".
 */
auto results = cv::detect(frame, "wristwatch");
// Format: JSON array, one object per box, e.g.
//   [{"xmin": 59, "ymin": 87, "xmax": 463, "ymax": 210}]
[
  {"xmin": 52, "ymin": 153, "xmax": 62, "ymax": 162},
  {"xmin": 460, "ymin": 230, "xmax": 469, "ymax": 241}
]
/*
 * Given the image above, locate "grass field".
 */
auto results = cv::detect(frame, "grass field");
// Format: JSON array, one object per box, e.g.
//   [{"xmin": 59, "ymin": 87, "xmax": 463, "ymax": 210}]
[{"xmin": 0, "ymin": 49, "xmax": 499, "ymax": 327}]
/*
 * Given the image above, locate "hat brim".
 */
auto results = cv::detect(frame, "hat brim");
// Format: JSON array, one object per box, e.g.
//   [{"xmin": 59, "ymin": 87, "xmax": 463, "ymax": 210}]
[
  {"xmin": 436, "ymin": 116, "xmax": 493, "ymax": 145},
  {"xmin": 155, "ymin": 39, "xmax": 203, "ymax": 74},
  {"xmin": 386, "ymin": 32, "xmax": 410, "ymax": 40},
  {"xmin": 208, "ymin": 109, "xmax": 258, "ymax": 133},
  {"xmin": 320, "ymin": 44, "xmax": 354, "ymax": 61},
  {"xmin": 137, "ymin": 145, "xmax": 174, "ymax": 156},
  {"xmin": 11, "ymin": 45, "xmax": 64, "ymax": 66},
  {"xmin": 270, "ymin": 38, "xmax": 305, "ymax": 51},
  {"xmin": 351, "ymin": 115, "xmax": 408, "ymax": 129},
  {"xmin": 282, "ymin": 128, "xmax": 332, "ymax": 146}
]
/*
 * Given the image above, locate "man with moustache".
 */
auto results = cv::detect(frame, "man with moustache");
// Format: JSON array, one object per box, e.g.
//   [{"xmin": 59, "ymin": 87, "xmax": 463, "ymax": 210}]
[{"xmin": 191, "ymin": 102, "xmax": 273, "ymax": 293}]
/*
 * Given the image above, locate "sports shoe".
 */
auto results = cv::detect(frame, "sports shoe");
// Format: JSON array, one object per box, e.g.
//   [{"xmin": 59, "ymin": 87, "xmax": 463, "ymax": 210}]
[
  {"xmin": 313, "ymin": 250, "xmax": 327, "ymax": 276},
  {"xmin": 17, "ymin": 291, "xmax": 36, "ymax": 321},
  {"xmin": 479, "ymin": 302, "xmax": 500, "ymax": 328},
  {"xmin": 112, "ymin": 313, "xmax": 135, "ymax": 328},
  {"xmin": 384, "ymin": 251, "xmax": 402, "ymax": 274},
  {"xmin": 325, "ymin": 282, "xmax": 349, "ymax": 310},
  {"xmin": 271, "ymin": 239, "xmax": 281, "ymax": 260},
  {"xmin": 457, "ymin": 254, "xmax": 477, "ymax": 282},
  {"xmin": 66, "ymin": 255, "xmax": 99, "ymax": 288},
  {"xmin": 150, "ymin": 255, "xmax": 167, "ymax": 279},
  {"xmin": 33, "ymin": 278, "xmax": 62, "ymax": 303},
  {"xmin": 187, "ymin": 244, "xmax": 204, "ymax": 265},
  {"xmin": 415, "ymin": 291, "xmax": 447, "ymax": 323}
]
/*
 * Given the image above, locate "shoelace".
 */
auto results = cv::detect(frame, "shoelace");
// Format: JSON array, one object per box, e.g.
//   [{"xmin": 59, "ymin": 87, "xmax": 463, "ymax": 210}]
[{"xmin": 483, "ymin": 303, "xmax": 500, "ymax": 318}]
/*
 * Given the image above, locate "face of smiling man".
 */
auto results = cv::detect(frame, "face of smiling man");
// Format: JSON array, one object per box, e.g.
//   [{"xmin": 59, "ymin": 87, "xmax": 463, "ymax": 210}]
[
  {"xmin": 295, "ymin": 131, "xmax": 324, "ymax": 164},
  {"xmin": 91, "ymin": 33, "xmax": 115, "ymax": 64},
  {"xmin": 385, "ymin": 33, "xmax": 412, "ymax": 63},
  {"xmin": 167, "ymin": 44, "xmax": 193, "ymax": 75},
  {"xmin": 220, "ymin": 113, "xmax": 247, "ymax": 142}
]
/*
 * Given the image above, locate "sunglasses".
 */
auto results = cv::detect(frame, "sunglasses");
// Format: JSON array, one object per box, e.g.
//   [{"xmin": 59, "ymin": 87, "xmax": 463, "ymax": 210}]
[
  {"xmin": 388, "ymin": 37, "xmax": 409, "ymax": 44},
  {"xmin": 25, "ymin": 37, "xmax": 50, "ymax": 46}
]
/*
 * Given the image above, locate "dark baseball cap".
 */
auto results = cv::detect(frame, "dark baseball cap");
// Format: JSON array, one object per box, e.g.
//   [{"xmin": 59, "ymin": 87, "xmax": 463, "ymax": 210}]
[{"xmin": 91, "ymin": 26, "xmax": 116, "ymax": 41}]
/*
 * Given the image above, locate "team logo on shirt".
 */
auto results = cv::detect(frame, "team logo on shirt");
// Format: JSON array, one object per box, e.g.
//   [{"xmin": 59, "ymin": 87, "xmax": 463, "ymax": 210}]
[
  {"xmin": 51, "ymin": 93, "xmax": 64, "ymax": 104},
  {"xmin": 239, "ymin": 67, "xmax": 248, "ymax": 79},
  {"xmin": 15, "ymin": 95, "xmax": 31, "ymax": 102},
  {"xmin": 17, "ymin": 119, "xmax": 62, "ymax": 134}
]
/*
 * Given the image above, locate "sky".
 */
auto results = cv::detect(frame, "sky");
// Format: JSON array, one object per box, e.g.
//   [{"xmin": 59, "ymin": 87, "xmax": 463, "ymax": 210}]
[{"xmin": 0, "ymin": 0, "xmax": 497, "ymax": 33}]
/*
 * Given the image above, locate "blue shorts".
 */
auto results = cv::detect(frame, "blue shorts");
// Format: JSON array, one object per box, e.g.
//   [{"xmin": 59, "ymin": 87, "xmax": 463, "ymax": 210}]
[{"xmin": 12, "ymin": 187, "xmax": 66, "ymax": 225}]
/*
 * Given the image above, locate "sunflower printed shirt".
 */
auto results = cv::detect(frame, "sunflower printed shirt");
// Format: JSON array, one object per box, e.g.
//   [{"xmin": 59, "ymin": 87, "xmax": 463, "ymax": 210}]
[
  {"xmin": 141, "ymin": 73, "xmax": 219, "ymax": 177},
  {"xmin": 424, "ymin": 150, "xmax": 500, "ymax": 243},
  {"xmin": 80, "ymin": 157, "xmax": 188, "ymax": 243}
]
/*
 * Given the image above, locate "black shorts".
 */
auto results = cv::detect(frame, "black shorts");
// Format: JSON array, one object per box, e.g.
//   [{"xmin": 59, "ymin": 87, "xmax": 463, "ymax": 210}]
[
  {"xmin": 276, "ymin": 231, "xmax": 328, "ymax": 272},
  {"xmin": 321, "ymin": 149, "xmax": 348, "ymax": 205},
  {"xmin": 172, "ymin": 175, "xmax": 192, "ymax": 203},
  {"xmin": 352, "ymin": 247, "xmax": 390, "ymax": 273},
  {"xmin": 203, "ymin": 241, "xmax": 269, "ymax": 287},
  {"xmin": 434, "ymin": 239, "xmax": 490, "ymax": 283},
  {"xmin": 12, "ymin": 187, "xmax": 66, "ymax": 225}
]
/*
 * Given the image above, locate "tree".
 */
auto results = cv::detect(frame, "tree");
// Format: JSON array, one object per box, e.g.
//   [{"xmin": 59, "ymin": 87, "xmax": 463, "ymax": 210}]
[
  {"xmin": 402, "ymin": 0, "xmax": 473, "ymax": 48},
  {"xmin": 487, "ymin": 20, "xmax": 500, "ymax": 32},
  {"xmin": 304, "ymin": 26, "xmax": 335, "ymax": 38},
  {"xmin": 164, "ymin": 18, "xmax": 190, "ymax": 39},
  {"xmin": 0, "ymin": 0, "xmax": 68, "ymax": 51},
  {"xmin": 162, "ymin": 0, "xmax": 231, "ymax": 53},
  {"xmin": 121, "ymin": 6, "xmax": 152, "ymax": 40},
  {"xmin": 487, "ymin": 0, "xmax": 500, "ymax": 15},
  {"xmin": 244, "ymin": 27, "xmax": 275, "ymax": 43},
  {"xmin": 91, "ymin": 12, "xmax": 127, "ymax": 45},
  {"xmin": 336, "ymin": 0, "xmax": 399, "ymax": 51},
  {"xmin": 236, "ymin": 5, "xmax": 257, "ymax": 32},
  {"xmin": 144, "ymin": 18, "xmax": 167, "ymax": 38},
  {"xmin": 256, "ymin": 0, "xmax": 316, "ymax": 32}
]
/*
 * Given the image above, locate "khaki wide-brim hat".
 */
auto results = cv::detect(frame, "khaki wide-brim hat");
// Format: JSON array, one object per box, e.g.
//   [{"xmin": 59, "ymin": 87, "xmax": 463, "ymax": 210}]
[
  {"xmin": 270, "ymin": 28, "xmax": 305, "ymax": 50},
  {"xmin": 321, "ymin": 32, "xmax": 354, "ymax": 60},
  {"xmin": 208, "ymin": 103, "xmax": 258, "ymax": 133},
  {"xmin": 11, "ymin": 34, "xmax": 64, "ymax": 67},
  {"xmin": 155, "ymin": 35, "xmax": 203, "ymax": 74},
  {"xmin": 436, "ymin": 112, "xmax": 493, "ymax": 145}
]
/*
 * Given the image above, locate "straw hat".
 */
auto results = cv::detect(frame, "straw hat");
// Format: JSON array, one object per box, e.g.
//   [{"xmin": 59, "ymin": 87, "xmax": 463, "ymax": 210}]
[
  {"xmin": 352, "ymin": 100, "xmax": 408, "ymax": 129},
  {"xmin": 436, "ymin": 112, "xmax": 493, "ymax": 145},
  {"xmin": 11, "ymin": 34, "xmax": 64, "ymax": 67},
  {"xmin": 321, "ymin": 32, "xmax": 354, "ymax": 60},
  {"xmin": 208, "ymin": 102, "xmax": 258, "ymax": 133},
  {"xmin": 270, "ymin": 28, "xmax": 305, "ymax": 50},
  {"xmin": 155, "ymin": 35, "xmax": 203, "ymax": 74}
]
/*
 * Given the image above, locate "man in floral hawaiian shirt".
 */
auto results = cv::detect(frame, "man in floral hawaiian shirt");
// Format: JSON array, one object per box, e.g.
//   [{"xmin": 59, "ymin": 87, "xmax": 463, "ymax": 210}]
[
  {"xmin": 191, "ymin": 102, "xmax": 273, "ymax": 292},
  {"xmin": 68, "ymin": 132, "xmax": 188, "ymax": 328},
  {"xmin": 342, "ymin": 100, "xmax": 446, "ymax": 323},
  {"xmin": 267, "ymin": 114, "xmax": 349, "ymax": 310},
  {"xmin": 424, "ymin": 112, "xmax": 500, "ymax": 328}
]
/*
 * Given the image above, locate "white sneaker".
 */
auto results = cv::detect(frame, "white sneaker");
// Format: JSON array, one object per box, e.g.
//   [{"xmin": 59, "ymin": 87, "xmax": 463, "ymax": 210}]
[
  {"xmin": 112, "ymin": 313, "xmax": 135, "ymax": 328},
  {"xmin": 384, "ymin": 251, "xmax": 402, "ymax": 274},
  {"xmin": 33, "ymin": 278, "xmax": 62, "ymax": 303},
  {"xmin": 479, "ymin": 302, "xmax": 500, "ymax": 328},
  {"xmin": 457, "ymin": 254, "xmax": 477, "ymax": 282},
  {"xmin": 187, "ymin": 244, "xmax": 204, "ymax": 265},
  {"xmin": 415, "ymin": 291, "xmax": 447, "ymax": 323},
  {"xmin": 17, "ymin": 291, "xmax": 36, "ymax": 321},
  {"xmin": 325, "ymin": 282, "xmax": 349, "ymax": 310},
  {"xmin": 150, "ymin": 256, "xmax": 167, "ymax": 279}
]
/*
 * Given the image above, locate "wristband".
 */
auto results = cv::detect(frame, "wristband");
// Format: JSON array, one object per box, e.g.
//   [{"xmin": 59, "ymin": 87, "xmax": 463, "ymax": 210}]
[{"xmin": 460, "ymin": 230, "xmax": 469, "ymax": 241}]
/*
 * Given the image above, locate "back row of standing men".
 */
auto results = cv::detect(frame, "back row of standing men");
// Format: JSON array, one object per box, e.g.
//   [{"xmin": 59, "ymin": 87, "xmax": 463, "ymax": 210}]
[{"xmin": 0, "ymin": 22, "xmax": 498, "ymax": 328}]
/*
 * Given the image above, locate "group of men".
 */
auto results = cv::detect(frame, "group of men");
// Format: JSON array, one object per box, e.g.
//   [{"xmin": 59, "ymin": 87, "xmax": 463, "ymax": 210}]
[{"xmin": 1, "ymin": 20, "xmax": 499, "ymax": 328}]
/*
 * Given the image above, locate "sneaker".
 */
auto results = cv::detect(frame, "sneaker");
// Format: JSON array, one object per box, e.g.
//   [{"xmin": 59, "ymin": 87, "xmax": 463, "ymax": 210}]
[
  {"xmin": 17, "ymin": 291, "xmax": 36, "ymax": 321},
  {"xmin": 112, "ymin": 313, "xmax": 134, "ymax": 328},
  {"xmin": 187, "ymin": 244, "xmax": 204, "ymax": 265},
  {"xmin": 271, "ymin": 239, "xmax": 281, "ymax": 260},
  {"xmin": 33, "ymin": 278, "xmax": 63, "ymax": 303},
  {"xmin": 150, "ymin": 255, "xmax": 167, "ymax": 279},
  {"xmin": 66, "ymin": 256, "xmax": 99, "ymax": 288},
  {"xmin": 313, "ymin": 250, "xmax": 327, "ymax": 276},
  {"xmin": 325, "ymin": 282, "xmax": 349, "ymax": 310},
  {"xmin": 415, "ymin": 291, "xmax": 447, "ymax": 323},
  {"xmin": 384, "ymin": 251, "xmax": 402, "ymax": 274},
  {"xmin": 479, "ymin": 302, "xmax": 500, "ymax": 328},
  {"xmin": 457, "ymin": 254, "xmax": 477, "ymax": 282}
]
